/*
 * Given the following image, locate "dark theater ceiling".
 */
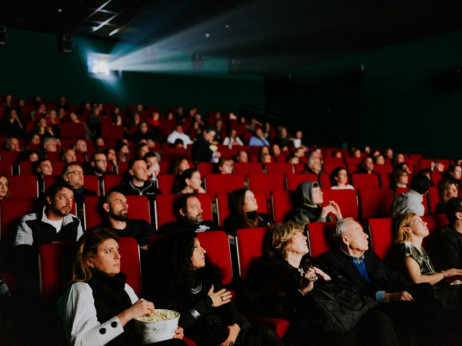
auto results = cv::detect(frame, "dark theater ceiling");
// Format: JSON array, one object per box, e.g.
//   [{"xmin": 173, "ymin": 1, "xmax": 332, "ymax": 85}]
[{"xmin": 1, "ymin": 0, "xmax": 462, "ymax": 72}]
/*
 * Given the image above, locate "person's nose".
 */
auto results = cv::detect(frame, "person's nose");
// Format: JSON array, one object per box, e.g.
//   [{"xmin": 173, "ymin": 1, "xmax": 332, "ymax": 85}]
[{"xmin": 115, "ymin": 249, "xmax": 121, "ymax": 259}]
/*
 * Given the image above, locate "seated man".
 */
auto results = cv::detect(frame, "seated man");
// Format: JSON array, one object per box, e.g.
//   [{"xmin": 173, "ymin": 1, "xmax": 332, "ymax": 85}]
[
  {"xmin": 443, "ymin": 164, "xmax": 462, "ymax": 189},
  {"xmin": 217, "ymin": 157, "xmax": 234, "ymax": 174},
  {"xmin": 428, "ymin": 197, "xmax": 462, "ymax": 270},
  {"xmin": 160, "ymin": 193, "xmax": 217, "ymax": 234},
  {"xmin": 93, "ymin": 191, "xmax": 154, "ymax": 250},
  {"xmin": 392, "ymin": 173, "xmax": 430, "ymax": 217},
  {"xmin": 61, "ymin": 162, "xmax": 97, "ymax": 222},
  {"xmin": 320, "ymin": 218, "xmax": 461, "ymax": 345},
  {"xmin": 303, "ymin": 153, "xmax": 324, "ymax": 177},
  {"xmin": 113, "ymin": 157, "xmax": 160, "ymax": 198},
  {"xmin": 248, "ymin": 128, "xmax": 270, "ymax": 146},
  {"xmin": 4, "ymin": 136, "xmax": 21, "ymax": 152},
  {"xmin": 166, "ymin": 125, "xmax": 193, "ymax": 148},
  {"xmin": 61, "ymin": 148, "xmax": 77, "ymax": 164},
  {"xmin": 234, "ymin": 150, "xmax": 248, "ymax": 163},
  {"xmin": 86, "ymin": 152, "xmax": 112, "ymax": 194},
  {"xmin": 14, "ymin": 182, "xmax": 83, "ymax": 296}
]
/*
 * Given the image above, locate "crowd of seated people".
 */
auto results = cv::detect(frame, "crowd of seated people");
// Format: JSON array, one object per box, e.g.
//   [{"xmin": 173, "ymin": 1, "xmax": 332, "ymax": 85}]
[{"xmin": 3, "ymin": 94, "xmax": 462, "ymax": 345}]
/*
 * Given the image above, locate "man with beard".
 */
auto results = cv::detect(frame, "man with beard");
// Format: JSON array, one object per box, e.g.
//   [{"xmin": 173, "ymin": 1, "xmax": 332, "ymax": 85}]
[
  {"xmin": 86, "ymin": 152, "xmax": 113, "ymax": 194},
  {"xmin": 160, "ymin": 193, "xmax": 217, "ymax": 234},
  {"xmin": 94, "ymin": 191, "xmax": 154, "ymax": 250},
  {"xmin": 14, "ymin": 182, "xmax": 83, "ymax": 297}
]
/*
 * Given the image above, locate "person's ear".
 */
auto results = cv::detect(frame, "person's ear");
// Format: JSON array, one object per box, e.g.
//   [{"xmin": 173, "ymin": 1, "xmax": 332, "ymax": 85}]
[
  {"xmin": 46, "ymin": 195, "xmax": 52, "ymax": 206},
  {"xmin": 179, "ymin": 208, "xmax": 186, "ymax": 217},
  {"xmin": 456, "ymin": 211, "xmax": 462, "ymax": 220},
  {"xmin": 129, "ymin": 169, "xmax": 134, "ymax": 177},
  {"xmin": 103, "ymin": 202, "xmax": 110, "ymax": 213},
  {"xmin": 63, "ymin": 175, "xmax": 69, "ymax": 182},
  {"xmin": 342, "ymin": 235, "xmax": 349, "ymax": 247},
  {"xmin": 403, "ymin": 226, "xmax": 412, "ymax": 235},
  {"xmin": 85, "ymin": 257, "xmax": 94, "ymax": 269}
]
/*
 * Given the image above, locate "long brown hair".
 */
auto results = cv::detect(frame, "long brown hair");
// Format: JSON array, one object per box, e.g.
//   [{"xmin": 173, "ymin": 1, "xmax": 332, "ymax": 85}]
[
  {"xmin": 72, "ymin": 228, "xmax": 119, "ymax": 283},
  {"xmin": 393, "ymin": 212, "xmax": 416, "ymax": 244},
  {"xmin": 229, "ymin": 188, "xmax": 260, "ymax": 228}
]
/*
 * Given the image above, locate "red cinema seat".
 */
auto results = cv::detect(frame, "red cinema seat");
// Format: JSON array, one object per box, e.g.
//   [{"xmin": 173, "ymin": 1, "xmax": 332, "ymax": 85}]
[
  {"xmin": 60, "ymin": 123, "xmax": 85, "ymax": 138},
  {"xmin": 286, "ymin": 174, "xmax": 318, "ymax": 191},
  {"xmin": 102, "ymin": 175, "xmax": 124, "ymax": 195},
  {"xmin": 322, "ymin": 189, "xmax": 359, "ymax": 219},
  {"xmin": 197, "ymin": 231, "xmax": 233, "ymax": 285},
  {"xmin": 157, "ymin": 174, "xmax": 176, "ymax": 194},
  {"xmin": 358, "ymin": 188, "xmax": 394, "ymax": 219},
  {"xmin": 234, "ymin": 162, "xmax": 263, "ymax": 176},
  {"xmin": 39, "ymin": 242, "xmax": 77, "ymax": 308},
  {"xmin": 0, "ymin": 162, "xmax": 13, "ymax": 175},
  {"xmin": 422, "ymin": 214, "xmax": 448, "ymax": 235},
  {"xmin": 249, "ymin": 174, "xmax": 285, "ymax": 200},
  {"xmin": 271, "ymin": 190, "xmax": 296, "ymax": 223},
  {"xmin": 368, "ymin": 218, "xmax": 393, "ymax": 260},
  {"xmin": 205, "ymin": 174, "xmax": 245, "ymax": 198},
  {"xmin": 380, "ymin": 173, "xmax": 392, "ymax": 188},
  {"xmin": 154, "ymin": 193, "xmax": 212, "ymax": 230},
  {"xmin": 216, "ymin": 192, "xmax": 266, "ymax": 227},
  {"xmin": 351, "ymin": 174, "xmax": 380, "ymax": 189},
  {"xmin": 118, "ymin": 237, "xmax": 142, "ymax": 295},
  {"xmin": 1, "ymin": 151, "xmax": 21, "ymax": 163},
  {"xmin": 307, "ymin": 222, "xmax": 336, "ymax": 258},
  {"xmin": 265, "ymin": 162, "xmax": 294, "ymax": 175},
  {"xmin": 0, "ymin": 198, "xmax": 39, "ymax": 241},
  {"xmin": 84, "ymin": 175, "xmax": 100, "ymax": 196},
  {"xmin": 197, "ymin": 162, "xmax": 214, "ymax": 177},
  {"xmin": 8, "ymin": 176, "xmax": 38, "ymax": 198},
  {"xmin": 427, "ymin": 186, "xmax": 440, "ymax": 215},
  {"xmin": 18, "ymin": 161, "xmax": 34, "ymax": 176},
  {"xmin": 235, "ymin": 227, "xmax": 268, "ymax": 278},
  {"xmin": 373, "ymin": 164, "xmax": 393, "ymax": 174},
  {"xmin": 323, "ymin": 163, "xmax": 346, "ymax": 175},
  {"xmin": 319, "ymin": 174, "xmax": 332, "ymax": 189},
  {"xmin": 101, "ymin": 123, "xmax": 124, "ymax": 139}
]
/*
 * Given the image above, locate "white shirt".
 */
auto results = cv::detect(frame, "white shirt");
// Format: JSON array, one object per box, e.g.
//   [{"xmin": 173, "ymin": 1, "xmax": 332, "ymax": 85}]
[
  {"xmin": 167, "ymin": 131, "xmax": 193, "ymax": 148},
  {"xmin": 331, "ymin": 185, "xmax": 355, "ymax": 190},
  {"xmin": 58, "ymin": 281, "xmax": 138, "ymax": 346}
]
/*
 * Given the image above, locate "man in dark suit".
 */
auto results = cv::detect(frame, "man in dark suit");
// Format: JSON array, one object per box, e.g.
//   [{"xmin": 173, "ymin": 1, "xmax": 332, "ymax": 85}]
[{"xmin": 320, "ymin": 218, "xmax": 461, "ymax": 345}]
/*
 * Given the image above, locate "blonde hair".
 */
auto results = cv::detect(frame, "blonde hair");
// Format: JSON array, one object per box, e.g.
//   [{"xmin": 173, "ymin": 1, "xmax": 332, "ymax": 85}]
[
  {"xmin": 266, "ymin": 222, "xmax": 304, "ymax": 259},
  {"xmin": 393, "ymin": 212, "xmax": 416, "ymax": 244}
]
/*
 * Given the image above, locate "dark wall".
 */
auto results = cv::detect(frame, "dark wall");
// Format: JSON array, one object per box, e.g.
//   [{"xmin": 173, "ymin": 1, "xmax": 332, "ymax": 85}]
[
  {"xmin": 0, "ymin": 29, "xmax": 265, "ymax": 113},
  {"xmin": 265, "ymin": 30, "xmax": 462, "ymax": 159}
]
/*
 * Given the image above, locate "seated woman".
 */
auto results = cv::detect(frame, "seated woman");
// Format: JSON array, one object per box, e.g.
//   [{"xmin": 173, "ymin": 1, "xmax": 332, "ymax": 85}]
[
  {"xmin": 0, "ymin": 174, "xmax": 9, "ymax": 200},
  {"xmin": 172, "ymin": 169, "xmax": 206, "ymax": 194},
  {"xmin": 241, "ymin": 222, "xmax": 399, "ymax": 346},
  {"xmin": 289, "ymin": 181, "xmax": 342, "ymax": 226},
  {"xmin": 170, "ymin": 158, "xmax": 190, "ymax": 176},
  {"xmin": 58, "ymin": 228, "xmax": 185, "ymax": 346},
  {"xmin": 392, "ymin": 167, "xmax": 409, "ymax": 188},
  {"xmin": 391, "ymin": 212, "xmax": 462, "ymax": 309},
  {"xmin": 224, "ymin": 188, "xmax": 273, "ymax": 238},
  {"xmin": 329, "ymin": 167, "xmax": 354, "ymax": 190},
  {"xmin": 147, "ymin": 232, "xmax": 282, "ymax": 346},
  {"xmin": 435, "ymin": 179, "xmax": 459, "ymax": 214},
  {"xmin": 222, "ymin": 128, "xmax": 243, "ymax": 147}
]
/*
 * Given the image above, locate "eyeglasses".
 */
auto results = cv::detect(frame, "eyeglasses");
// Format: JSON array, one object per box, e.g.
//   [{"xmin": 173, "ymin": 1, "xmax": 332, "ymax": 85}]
[{"xmin": 68, "ymin": 170, "xmax": 83, "ymax": 176}]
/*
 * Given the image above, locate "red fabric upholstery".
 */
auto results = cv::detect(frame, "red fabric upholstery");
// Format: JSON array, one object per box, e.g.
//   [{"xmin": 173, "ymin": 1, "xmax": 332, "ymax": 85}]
[
  {"xmin": 39, "ymin": 242, "xmax": 76, "ymax": 308},
  {"xmin": 157, "ymin": 174, "xmax": 176, "ymax": 194},
  {"xmin": 197, "ymin": 231, "xmax": 233, "ymax": 285},
  {"xmin": 249, "ymin": 174, "xmax": 285, "ymax": 200},
  {"xmin": 18, "ymin": 161, "xmax": 34, "ymax": 175},
  {"xmin": 322, "ymin": 189, "xmax": 359, "ymax": 219},
  {"xmin": 323, "ymin": 163, "xmax": 346, "ymax": 175},
  {"xmin": 373, "ymin": 164, "xmax": 393, "ymax": 174},
  {"xmin": 307, "ymin": 222, "xmax": 336, "ymax": 257},
  {"xmin": 271, "ymin": 190, "xmax": 295, "ymax": 223},
  {"xmin": 154, "ymin": 193, "xmax": 212, "ymax": 230},
  {"xmin": 351, "ymin": 174, "xmax": 380, "ymax": 189},
  {"xmin": 422, "ymin": 214, "xmax": 448, "ymax": 234},
  {"xmin": 233, "ymin": 162, "xmax": 263, "ymax": 176},
  {"xmin": 358, "ymin": 188, "xmax": 394, "ymax": 219},
  {"xmin": 197, "ymin": 162, "xmax": 214, "ymax": 177},
  {"xmin": 0, "ymin": 151, "xmax": 21, "ymax": 163},
  {"xmin": 205, "ymin": 174, "xmax": 245, "ymax": 198},
  {"xmin": 319, "ymin": 174, "xmax": 332, "ymax": 189},
  {"xmin": 246, "ymin": 315, "xmax": 290, "ymax": 338},
  {"xmin": 102, "ymin": 175, "xmax": 124, "ymax": 195},
  {"xmin": 379, "ymin": 173, "xmax": 392, "ymax": 188},
  {"xmin": 265, "ymin": 162, "xmax": 294, "ymax": 175},
  {"xmin": 216, "ymin": 192, "xmax": 266, "ymax": 227},
  {"xmin": 0, "ymin": 198, "xmax": 38, "ymax": 241},
  {"xmin": 427, "ymin": 186, "xmax": 440, "ymax": 215},
  {"xmin": 101, "ymin": 123, "xmax": 124, "ymax": 139},
  {"xmin": 60, "ymin": 123, "xmax": 85, "ymax": 138},
  {"xmin": 235, "ymin": 227, "xmax": 268, "ymax": 278},
  {"xmin": 84, "ymin": 175, "xmax": 100, "ymax": 196},
  {"xmin": 119, "ymin": 237, "xmax": 142, "ymax": 295},
  {"xmin": 368, "ymin": 218, "xmax": 393, "ymax": 260},
  {"xmin": 9, "ymin": 176, "xmax": 39, "ymax": 198},
  {"xmin": 0, "ymin": 162, "xmax": 13, "ymax": 175},
  {"xmin": 286, "ymin": 173, "xmax": 318, "ymax": 191}
]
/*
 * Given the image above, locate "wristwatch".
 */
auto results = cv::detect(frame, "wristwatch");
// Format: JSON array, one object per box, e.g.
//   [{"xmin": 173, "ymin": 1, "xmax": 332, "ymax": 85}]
[{"xmin": 229, "ymin": 342, "xmax": 235, "ymax": 346}]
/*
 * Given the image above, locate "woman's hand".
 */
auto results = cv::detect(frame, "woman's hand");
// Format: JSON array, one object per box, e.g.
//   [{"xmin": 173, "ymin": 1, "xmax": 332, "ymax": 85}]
[
  {"xmin": 313, "ymin": 267, "xmax": 331, "ymax": 281},
  {"xmin": 442, "ymin": 268, "xmax": 462, "ymax": 278},
  {"xmin": 117, "ymin": 298, "xmax": 154, "ymax": 327},
  {"xmin": 173, "ymin": 326, "xmax": 184, "ymax": 339},
  {"xmin": 300, "ymin": 268, "xmax": 317, "ymax": 295},
  {"xmin": 219, "ymin": 324, "xmax": 240, "ymax": 346},
  {"xmin": 208, "ymin": 285, "xmax": 232, "ymax": 308}
]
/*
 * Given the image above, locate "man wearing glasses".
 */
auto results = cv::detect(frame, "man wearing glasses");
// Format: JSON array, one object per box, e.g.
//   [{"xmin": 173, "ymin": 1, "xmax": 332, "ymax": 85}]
[{"xmin": 86, "ymin": 152, "xmax": 113, "ymax": 194}]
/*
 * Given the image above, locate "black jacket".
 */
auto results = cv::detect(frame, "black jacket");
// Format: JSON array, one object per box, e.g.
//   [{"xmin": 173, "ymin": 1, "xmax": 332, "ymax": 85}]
[
  {"xmin": 113, "ymin": 181, "xmax": 160, "ymax": 198},
  {"xmin": 428, "ymin": 226, "xmax": 462, "ymax": 270}
]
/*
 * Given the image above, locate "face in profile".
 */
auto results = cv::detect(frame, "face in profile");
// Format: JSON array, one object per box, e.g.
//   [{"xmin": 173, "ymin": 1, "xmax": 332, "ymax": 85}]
[
  {"xmin": 0, "ymin": 176, "xmax": 9, "ymax": 200},
  {"xmin": 243, "ymin": 190, "xmax": 258, "ymax": 212},
  {"xmin": 311, "ymin": 187, "xmax": 324, "ymax": 205},
  {"xmin": 190, "ymin": 238, "xmax": 206, "ymax": 270}
]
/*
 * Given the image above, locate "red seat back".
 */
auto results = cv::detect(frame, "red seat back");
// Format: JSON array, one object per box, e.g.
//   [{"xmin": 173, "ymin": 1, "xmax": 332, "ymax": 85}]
[
  {"xmin": 351, "ymin": 174, "xmax": 380, "ymax": 189},
  {"xmin": 84, "ymin": 175, "xmax": 100, "ymax": 196},
  {"xmin": 307, "ymin": 222, "xmax": 336, "ymax": 257},
  {"xmin": 197, "ymin": 231, "xmax": 233, "ymax": 285},
  {"xmin": 60, "ymin": 123, "xmax": 85, "ymax": 138},
  {"xmin": 119, "ymin": 237, "xmax": 142, "ymax": 295},
  {"xmin": 0, "ymin": 198, "xmax": 39, "ymax": 241},
  {"xmin": 427, "ymin": 186, "xmax": 440, "ymax": 215},
  {"xmin": 368, "ymin": 218, "xmax": 393, "ymax": 260},
  {"xmin": 286, "ymin": 173, "xmax": 318, "ymax": 191},
  {"xmin": 271, "ymin": 190, "xmax": 296, "ymax": 223},
  {"xmin": 197, "ymin": 162, "xmax": 214, "ymax": 177},
  {"xmin": 322, "ymin": 189, "xmax": 359, "ymax": 219},
  {"xmin": 265, "ymin": 162, "xmax": 294, "ymax": 175},
  {"xmin": 9, "ymin": 176, "xmax": 38, "ymax": 198},
  {"xmin": 102, "ymin": 175, "xmax": 124, "ymax": 195},
  {"xmin": 205, "ymin": 174, "xmax": 245, "ymax": 198},
  {"xmin": 358, "ymin": 188, "xmax": 394, "ymax": 219},
  {"xmin": 233, "ymin": 162, "xmax": 263, "ymax": 176},
  {"xmin": 236, "ymin": 227, "xmax": 268, "ymax": 278},
  {"xmin": 248, "ymin": 174, "xmax": 285, "ymax": 200}
]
